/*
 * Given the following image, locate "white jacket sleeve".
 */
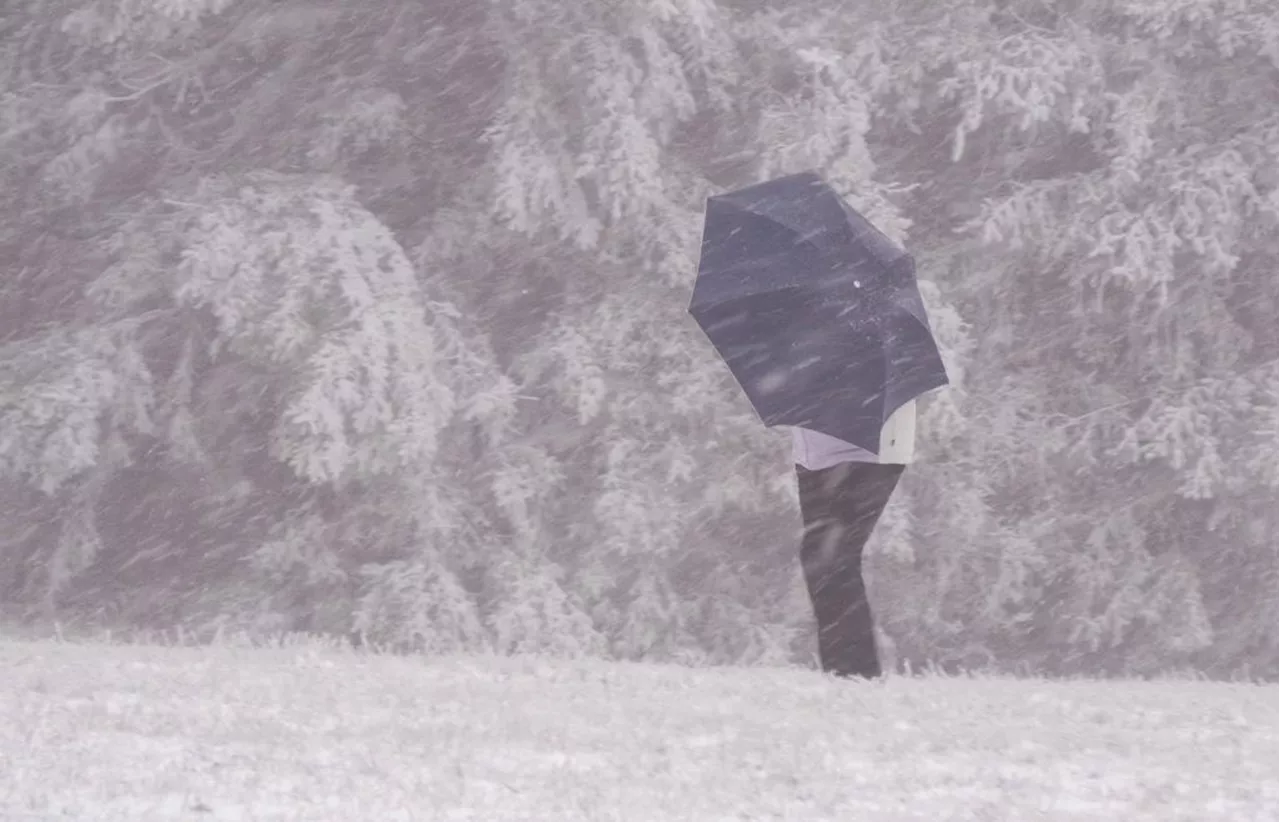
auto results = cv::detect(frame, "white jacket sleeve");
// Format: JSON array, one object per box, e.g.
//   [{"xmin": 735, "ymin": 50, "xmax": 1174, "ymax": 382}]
[{"xmin": 877, "ymin": 399, "xmax": 917, "ymax": 465}]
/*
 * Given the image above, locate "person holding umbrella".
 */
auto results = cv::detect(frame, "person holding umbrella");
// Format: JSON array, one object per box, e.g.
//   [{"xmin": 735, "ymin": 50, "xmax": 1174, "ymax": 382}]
[
  {"xmin": 689, "ymin": 171, "xmax": 949, "ymax": 679},
  {"xmin": 791, "ymin": 399, "xmax": 917, "ymax": 678}
]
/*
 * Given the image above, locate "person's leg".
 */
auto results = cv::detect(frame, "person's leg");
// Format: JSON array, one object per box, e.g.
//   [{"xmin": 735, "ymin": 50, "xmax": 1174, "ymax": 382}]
[{"xmin": 797, "ymin": 461, "xmax": 905, "ymax": 678}]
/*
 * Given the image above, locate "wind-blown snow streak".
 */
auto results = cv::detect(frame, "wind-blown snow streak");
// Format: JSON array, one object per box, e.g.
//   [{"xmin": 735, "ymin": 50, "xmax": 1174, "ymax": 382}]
[{"xmin": 0, "ymin": 638, "xmax": 1275, "ymax": 821}]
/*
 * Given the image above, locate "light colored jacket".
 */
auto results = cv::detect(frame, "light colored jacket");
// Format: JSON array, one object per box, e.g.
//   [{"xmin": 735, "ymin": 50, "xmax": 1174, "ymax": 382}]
[{"xmin": 791, "ymin": 399, "xmax": 916, "ymax": 468}]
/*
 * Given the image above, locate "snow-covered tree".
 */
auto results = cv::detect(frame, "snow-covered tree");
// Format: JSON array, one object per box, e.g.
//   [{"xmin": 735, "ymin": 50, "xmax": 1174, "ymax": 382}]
[{"xmin": 1, "ymin": 0, "xmax": 1273, "ymax": 678}]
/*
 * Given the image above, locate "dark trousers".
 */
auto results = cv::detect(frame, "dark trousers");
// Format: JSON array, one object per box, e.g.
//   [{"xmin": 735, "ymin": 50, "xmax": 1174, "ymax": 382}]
[{"xmin": 797, "ymin": 461, "xmax": 904, "ymax": 678}]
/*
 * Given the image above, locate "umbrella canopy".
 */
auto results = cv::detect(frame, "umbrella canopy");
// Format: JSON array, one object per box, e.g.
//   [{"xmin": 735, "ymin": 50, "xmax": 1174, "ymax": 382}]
[{"xmin": 690, "ymin": 171, "xmax": 949, "ymax": 454}]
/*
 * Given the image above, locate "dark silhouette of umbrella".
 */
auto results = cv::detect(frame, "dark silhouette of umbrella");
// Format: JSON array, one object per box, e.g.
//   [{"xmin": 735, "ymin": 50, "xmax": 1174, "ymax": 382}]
[{"xmin": 689, "ymin": 171, "xmax": 949, "ymax": 453}]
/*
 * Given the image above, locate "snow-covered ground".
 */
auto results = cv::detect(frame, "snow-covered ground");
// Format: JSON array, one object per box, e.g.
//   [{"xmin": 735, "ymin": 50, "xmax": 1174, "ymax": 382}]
[{"xmin": 0, "ymin": 637, "xmax": 1275, "ymax": 821}]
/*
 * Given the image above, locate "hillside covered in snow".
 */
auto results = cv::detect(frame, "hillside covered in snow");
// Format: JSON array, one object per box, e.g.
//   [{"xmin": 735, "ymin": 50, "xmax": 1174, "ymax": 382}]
[{"xmin": 2, "ymin": 637, "xmax": 1275, "ymax": 821}]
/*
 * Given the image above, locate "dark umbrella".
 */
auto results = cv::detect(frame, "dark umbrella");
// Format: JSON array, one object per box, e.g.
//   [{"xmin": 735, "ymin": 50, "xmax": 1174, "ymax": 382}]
[{"xmin": 689, "ymin": 171, "xmax": 949, "ymax": 454}]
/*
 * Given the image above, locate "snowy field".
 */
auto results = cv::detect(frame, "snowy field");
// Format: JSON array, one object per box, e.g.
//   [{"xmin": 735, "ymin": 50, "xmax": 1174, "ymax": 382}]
[{"xmin": 0, "ymin": 637, "xmax": 1275, "ymax": 822}]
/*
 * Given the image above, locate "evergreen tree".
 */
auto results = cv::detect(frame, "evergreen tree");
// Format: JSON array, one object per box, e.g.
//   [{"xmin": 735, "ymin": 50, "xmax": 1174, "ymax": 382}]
[{"xmin": 1, "ymin": 0, "xmax": 1273, "ymax": 677}]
